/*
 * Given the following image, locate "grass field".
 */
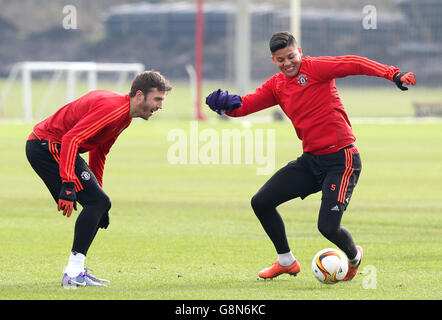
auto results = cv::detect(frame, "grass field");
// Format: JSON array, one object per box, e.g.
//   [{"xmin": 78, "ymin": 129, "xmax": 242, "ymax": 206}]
[{"xmin": 0, "ymin": 115, "xmax": 441, "ymax": 300}]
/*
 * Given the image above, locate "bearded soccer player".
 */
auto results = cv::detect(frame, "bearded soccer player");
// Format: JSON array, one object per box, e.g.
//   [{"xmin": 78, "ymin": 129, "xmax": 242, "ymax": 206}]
[
  {"xmin": 26, "ymin": 71, "xmax": 172, "ymax": 287},
  {"xmin": 206, "ymin": 31, "xmax": 416, "ymax": 280}
]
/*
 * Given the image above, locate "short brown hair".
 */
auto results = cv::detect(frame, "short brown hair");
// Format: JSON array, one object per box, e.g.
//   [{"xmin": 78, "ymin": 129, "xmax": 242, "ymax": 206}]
[
  {"xmin": 129, "ymin": 70, "xmax": 172, "ymax": 97},
  {"xmin": 269, "ymin": 31, "xmax": 298, "ymax": 54}
]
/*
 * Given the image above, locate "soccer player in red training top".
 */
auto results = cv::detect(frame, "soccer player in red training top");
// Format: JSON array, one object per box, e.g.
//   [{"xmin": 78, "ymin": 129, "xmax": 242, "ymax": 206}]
[
  {"xmin": 206, "ymin": 31, "xmax": 416, "ymax": 280},
  {"xmin": 26, "ymin": 71, "xmax": 172, "ymax": 287}
]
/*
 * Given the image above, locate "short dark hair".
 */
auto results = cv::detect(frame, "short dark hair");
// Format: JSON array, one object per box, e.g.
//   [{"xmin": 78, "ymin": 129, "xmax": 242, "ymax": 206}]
[
  {"xmin": 269, "ymin": 31, "xmax": 298, "ymax": 54},
  {"xmin": 129, "ymin": 70, "xmax": 172, "ymax": 97}
]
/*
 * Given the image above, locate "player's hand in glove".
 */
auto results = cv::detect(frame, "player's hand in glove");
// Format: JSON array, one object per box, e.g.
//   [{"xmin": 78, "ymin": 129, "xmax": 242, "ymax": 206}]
[
  {"xmin": 393, "ymin": 71, "xmax": 416, "ymax": 91},
  {"xmin": 58, "ymin": 182, "xmax": 77, "ymax": 217},
  {"xmin": 205, "ymin": 89, "xmax": 242, "ymax": 115}
]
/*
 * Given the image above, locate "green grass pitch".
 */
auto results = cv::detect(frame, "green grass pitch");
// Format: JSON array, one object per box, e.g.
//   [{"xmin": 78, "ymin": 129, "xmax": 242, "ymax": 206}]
[{"xmin": 0, "ymin": 116, "xmax": 440, "ymax": 300}]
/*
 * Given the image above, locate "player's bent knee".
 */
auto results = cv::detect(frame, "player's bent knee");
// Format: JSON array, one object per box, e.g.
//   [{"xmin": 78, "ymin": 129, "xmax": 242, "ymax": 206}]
[
  {"xmin": 317, "ymin": 222, "xmax": 339, "ymax": 240},
  {"xmin": 81, "ymin": 189, "xmax": 111, "ymax": 213},
  {"xmin": 251, "ymin": 193, "xmax": 266, "ymax": 212},
  {"xmin": 99, "ymin": 193, "xmax": 111, "ymax": 212}
]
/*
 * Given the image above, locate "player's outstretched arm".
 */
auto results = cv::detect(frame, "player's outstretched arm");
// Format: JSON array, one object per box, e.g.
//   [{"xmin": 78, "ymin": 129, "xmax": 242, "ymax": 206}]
[
  {"xmin": 205, "ymin": 89, "xmax": 242, "ymax": 115},
  {"xmin": 392, "ymin": 71, "xmax": 416, "ymax": 91}
]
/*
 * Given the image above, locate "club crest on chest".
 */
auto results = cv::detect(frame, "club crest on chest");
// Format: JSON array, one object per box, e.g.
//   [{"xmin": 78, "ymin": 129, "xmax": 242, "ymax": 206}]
[{"xmin": 297, "ymin": 73, "xmax": 308, "ymax": 86}]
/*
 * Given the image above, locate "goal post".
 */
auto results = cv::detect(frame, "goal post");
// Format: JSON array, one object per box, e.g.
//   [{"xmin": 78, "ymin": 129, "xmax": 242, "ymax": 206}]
[
  {"xmin": 290, "ymin": 0, "xmax": 302, "ymax": 46},
  {"xmin": 195, "ymin": 0, "xmax": 206, "ymax": 121},
  {"xmin": 0, "ymin": 61, "xmax": 144, "ymax": 121}
]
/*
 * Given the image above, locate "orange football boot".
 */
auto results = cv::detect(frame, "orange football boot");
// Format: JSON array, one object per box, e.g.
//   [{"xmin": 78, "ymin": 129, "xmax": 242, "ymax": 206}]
[
  {"xmin": 258, "ymin": 260, "xmax": 301, "ymax": 279},
  {"xmin": 343, "ymin": 246, "xmax": 363, "ymax": 281}
]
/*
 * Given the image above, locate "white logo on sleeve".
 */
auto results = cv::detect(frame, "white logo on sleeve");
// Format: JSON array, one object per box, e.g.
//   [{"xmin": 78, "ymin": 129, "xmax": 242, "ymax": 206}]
[{"xmin": 80, "ymin": 171, "xmax": 91, "ymax": 181}]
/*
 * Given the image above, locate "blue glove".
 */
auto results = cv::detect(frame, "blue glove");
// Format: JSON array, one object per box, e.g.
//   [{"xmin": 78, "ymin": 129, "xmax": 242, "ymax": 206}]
[{"xmin": 205, "ymin": 89, "xmax": 242, "ymax": 115}]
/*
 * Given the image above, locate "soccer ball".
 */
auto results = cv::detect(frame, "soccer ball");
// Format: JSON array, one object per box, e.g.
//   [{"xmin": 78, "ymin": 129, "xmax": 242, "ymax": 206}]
[{"xmin": 312, "ymin": 248, "xmax": 349, "ymax": 284}]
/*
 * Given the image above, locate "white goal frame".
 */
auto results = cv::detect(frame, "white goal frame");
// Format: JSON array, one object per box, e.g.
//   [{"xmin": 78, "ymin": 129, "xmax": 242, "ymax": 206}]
[{"xmin": 1, "ymin": 61, "xmax": 144, "ymax": 121}]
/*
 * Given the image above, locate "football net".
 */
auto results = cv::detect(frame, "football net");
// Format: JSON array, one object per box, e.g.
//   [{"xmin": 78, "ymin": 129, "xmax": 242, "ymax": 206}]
[{"xmin": 0, "ymin": 61, "xmax": 144, "ymax": 121}]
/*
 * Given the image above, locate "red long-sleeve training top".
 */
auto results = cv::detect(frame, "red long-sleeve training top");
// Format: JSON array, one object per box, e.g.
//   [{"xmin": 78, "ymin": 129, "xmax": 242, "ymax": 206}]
[
  {"xmin": 226, "ymin": 55, "xmax": 399, "ymax": 155},
  {"xmin": 29, "ymin": 90, "xmax": 132, "ymax": 187}
]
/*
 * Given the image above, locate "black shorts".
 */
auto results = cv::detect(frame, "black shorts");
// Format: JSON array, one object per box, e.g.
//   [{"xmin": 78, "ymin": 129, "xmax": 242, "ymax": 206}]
[
  {"xmin": 298, "ymin": 144, "xmax": 361, "ymax": 208},
  {"xmin": 25, "ymin": 138, "xmax": 104, "ymax": 207},
  {"xmin": 257, "ymin": 144, "xmax": 361, "ymax": 210}
]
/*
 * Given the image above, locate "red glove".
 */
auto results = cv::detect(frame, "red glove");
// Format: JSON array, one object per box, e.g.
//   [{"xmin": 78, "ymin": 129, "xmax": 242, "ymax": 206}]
[
  {"xmin": 393, "ymin": 71, "xmax": 416, "ymax": 91},
  {"xmin": 58, "ymin": 182, "xmax": 77, "ymax": 217}
]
